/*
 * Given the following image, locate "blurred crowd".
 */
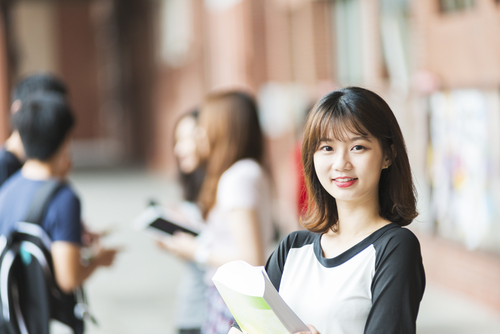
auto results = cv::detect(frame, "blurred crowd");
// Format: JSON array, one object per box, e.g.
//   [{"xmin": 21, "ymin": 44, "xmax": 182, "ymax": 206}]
[{"xmin": 0, "ymin": 73, "xmax": 289, "ymax": 334}]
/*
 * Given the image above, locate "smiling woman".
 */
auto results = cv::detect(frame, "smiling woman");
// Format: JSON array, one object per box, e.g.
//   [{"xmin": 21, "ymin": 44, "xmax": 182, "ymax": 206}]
[
  {"xmin": 301, "ymin": 87, "xmax": 417, "ymax": 234},
  {"xmin": 229, "ymin": 86, "xmax": 425, "ymax": 334}
]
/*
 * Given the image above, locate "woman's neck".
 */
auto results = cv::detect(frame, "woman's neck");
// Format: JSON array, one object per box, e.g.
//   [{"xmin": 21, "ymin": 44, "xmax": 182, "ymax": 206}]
[
  {"xmin": 332, "ymin": 196, "xmax": 388, "ymax": 239},
  {"xmin": 320, "ymin": 197, "xmax": 390, "ymax": 259}
]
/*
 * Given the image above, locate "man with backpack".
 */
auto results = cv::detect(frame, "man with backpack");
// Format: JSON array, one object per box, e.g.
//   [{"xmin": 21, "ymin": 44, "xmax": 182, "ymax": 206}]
[
  {"xmin": 0, "ymin": 91, "xmax": 119, "ymax": 333},
  {"xmin": 0, "ymin": 73, "xmax": 68, "ymax": 187}
]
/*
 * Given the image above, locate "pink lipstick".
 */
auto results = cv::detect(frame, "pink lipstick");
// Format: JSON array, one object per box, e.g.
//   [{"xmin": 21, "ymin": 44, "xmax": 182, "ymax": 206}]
[{"xmin": 333, "ymin": 177, "xmax": 358, "ymax": 188}]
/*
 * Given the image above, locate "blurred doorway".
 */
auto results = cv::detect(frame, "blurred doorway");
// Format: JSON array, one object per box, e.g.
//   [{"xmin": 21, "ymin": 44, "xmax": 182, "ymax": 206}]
[{"xmin": 2, "ymin": 0, "xmax": 156, "ymax": 167}]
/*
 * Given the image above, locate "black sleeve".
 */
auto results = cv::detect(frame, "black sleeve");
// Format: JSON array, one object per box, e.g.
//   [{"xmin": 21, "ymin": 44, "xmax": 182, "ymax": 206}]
[
  {"xmin": 364, "ymin": 228, "xmax": 426, "ymax": 334},
  {"xmin": 264, "ymin": 234, "xmax": 290, "ymax": 290}
]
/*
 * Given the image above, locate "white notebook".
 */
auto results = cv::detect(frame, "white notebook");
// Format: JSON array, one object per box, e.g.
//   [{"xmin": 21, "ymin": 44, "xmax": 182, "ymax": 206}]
[{"xmin": 212, "ymin": 260, "xmax": 309, "ymax": 334}]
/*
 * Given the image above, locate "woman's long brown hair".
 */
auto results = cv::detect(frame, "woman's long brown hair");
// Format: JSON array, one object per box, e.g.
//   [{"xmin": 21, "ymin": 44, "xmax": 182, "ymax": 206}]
[
  {"xmin": 197, "ymin": 91, "xmax": 264, "ymax": 219},
  {"xmin": 301, "ymin": 87, "xmax": 417, "ymax": 233}
]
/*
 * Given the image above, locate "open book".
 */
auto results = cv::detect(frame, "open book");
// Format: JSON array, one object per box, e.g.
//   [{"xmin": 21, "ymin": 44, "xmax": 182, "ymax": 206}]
[{"xmin": 212, "ymin": 260, "xmax": 309, "ymax": 334}]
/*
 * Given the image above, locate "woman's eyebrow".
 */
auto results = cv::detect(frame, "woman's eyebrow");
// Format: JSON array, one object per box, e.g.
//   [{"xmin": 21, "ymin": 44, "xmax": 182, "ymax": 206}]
[
  {"xmin": 318, "ymin": 136, "xmax": 371, "ymax": 142},
  {"xmin": 349, "ymin": 135, "xmax": 372, "ymax": 142}
]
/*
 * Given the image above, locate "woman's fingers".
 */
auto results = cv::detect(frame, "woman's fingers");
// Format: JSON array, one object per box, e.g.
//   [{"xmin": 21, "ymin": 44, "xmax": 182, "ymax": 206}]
[{"xmin": 294, "ymin": 324, "xmax": 320, "ymax": 334}]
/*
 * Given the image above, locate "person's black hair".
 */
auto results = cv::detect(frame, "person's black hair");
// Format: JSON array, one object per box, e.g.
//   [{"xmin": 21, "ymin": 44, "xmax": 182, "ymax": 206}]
[
  {"xmin": 12, "ymin": 73, "xmax": 67, "ymax": 103},
  {"xmin": 12, "ymin": 92, "xmax": 75, "ymax": 161},
  {"xmin": 179, "ymin": 166, "xmax": 206, "ymax": 203}
]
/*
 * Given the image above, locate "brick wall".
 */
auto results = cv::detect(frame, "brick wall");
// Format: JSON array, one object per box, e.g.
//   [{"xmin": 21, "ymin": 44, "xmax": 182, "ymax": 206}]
[
  {"xmin": 414, "ymin": 0, "xmax": 500, "ymax": 88},
  {"xmin": 418, "ymin": 232, "xmax": 500, "ymax": 314},
  {"xmin": 412, "ymin": 1, "xmax": 500, "ymax": 313}
]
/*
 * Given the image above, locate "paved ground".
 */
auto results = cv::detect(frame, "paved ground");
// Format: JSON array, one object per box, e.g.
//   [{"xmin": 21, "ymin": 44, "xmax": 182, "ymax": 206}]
[{"xmin": 52, "ymin": 168, "xmax": 500, "ymax": 334}]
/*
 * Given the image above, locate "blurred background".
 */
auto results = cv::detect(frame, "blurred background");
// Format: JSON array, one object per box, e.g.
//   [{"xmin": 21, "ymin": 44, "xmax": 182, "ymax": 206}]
[{"xmin": 0, "ymin": 0, "xmax": 499, "ymax": 333}]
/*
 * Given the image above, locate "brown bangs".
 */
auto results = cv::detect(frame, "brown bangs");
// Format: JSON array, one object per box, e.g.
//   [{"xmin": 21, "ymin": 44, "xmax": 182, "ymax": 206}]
[{"xmin": 310, "ymin": 103, "xmax": 370, "ymax": 150}]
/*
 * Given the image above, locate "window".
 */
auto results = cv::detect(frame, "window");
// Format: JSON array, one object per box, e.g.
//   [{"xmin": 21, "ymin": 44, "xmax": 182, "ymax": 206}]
[
  {"xmin": 380, "ymin": 0, "xmax": 411, "ymax": 92},
  {"xmin": 332, "ymin": 0, "xmax": 363, "ymax": 85},
  {"xmin": 160, "ymin": 0, "xmax": 194, "ymax": 67},
  {"xmin": 439, "ymin": 0, "xmax": 475, "ymax": 13}
]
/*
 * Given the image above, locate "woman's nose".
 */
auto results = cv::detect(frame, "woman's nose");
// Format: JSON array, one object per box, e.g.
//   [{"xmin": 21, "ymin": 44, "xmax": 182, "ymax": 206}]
[{"xmin": 333, "ymin": 151, "xmax": 352, "ymax": 171}]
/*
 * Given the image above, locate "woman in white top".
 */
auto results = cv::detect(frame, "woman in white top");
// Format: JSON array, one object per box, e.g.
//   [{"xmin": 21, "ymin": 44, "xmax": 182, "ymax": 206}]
[
  {"xmin": 161, "ymin": 91, "xmax": 274, "ymax": 334},
  {"xmin": 229, "ymin": 87, "xmax": 425, "ymax": 334}
]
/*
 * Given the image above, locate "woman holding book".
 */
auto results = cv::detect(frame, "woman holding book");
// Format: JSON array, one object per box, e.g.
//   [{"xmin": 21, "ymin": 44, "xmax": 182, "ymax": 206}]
[
  {"xmin": 161, "ymin": 91, "xmax": 275, "ymax": 334},
  {"xmin": 229, "ymin": 87, "xmax": 425, "ymax": 334},
  {"xmin": 171, "ymin": 109, "xmax": 207, "ymax": 334}
]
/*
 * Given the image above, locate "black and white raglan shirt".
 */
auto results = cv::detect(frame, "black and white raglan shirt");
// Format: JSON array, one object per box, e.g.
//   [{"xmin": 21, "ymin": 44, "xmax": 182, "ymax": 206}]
[{"xmin": 264, "ymin": 223, "xmax": 425, "ymax": 334}]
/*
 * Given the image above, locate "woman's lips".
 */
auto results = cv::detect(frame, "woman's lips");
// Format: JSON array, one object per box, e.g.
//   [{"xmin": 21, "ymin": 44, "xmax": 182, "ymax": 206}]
[{"xmin": 333, "ymin": 177, "xmax": 358, "ymax": 188}]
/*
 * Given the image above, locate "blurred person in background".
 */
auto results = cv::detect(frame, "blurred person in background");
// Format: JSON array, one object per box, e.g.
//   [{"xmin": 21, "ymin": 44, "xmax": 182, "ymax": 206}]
[
  {"xmin": 160, "ymin": 91, "xmax": 275, "ymax": 334},
  {"xmin": 170, "ymin": 109, "xmax": 207, "ymax": 334},
  {"xmin": 0, "ymin": 73, "xmax": 68, "ymax": 187},
  {"xmin": 0, "ymin": 92, "xmax": 119, "ymax": 318},
  {"xmin": 230, "ymin": 87, "xmax": 425, "ymax": 334}
]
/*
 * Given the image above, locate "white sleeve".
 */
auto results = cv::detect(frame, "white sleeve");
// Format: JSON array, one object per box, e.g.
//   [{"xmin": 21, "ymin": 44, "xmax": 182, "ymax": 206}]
[{"xmin": 217, "ymin": 160, "xmax": 261, "ymax": 211}]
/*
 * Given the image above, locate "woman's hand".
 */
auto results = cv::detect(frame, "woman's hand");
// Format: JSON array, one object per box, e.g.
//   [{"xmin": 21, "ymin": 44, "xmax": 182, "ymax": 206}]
[
  {"xmin": 295, "ymin": 324, "xmax": 320, "ymax": 334},
  {"xmin": 157, "ymin": 231, "xmax": 197, "ymax": 261}
]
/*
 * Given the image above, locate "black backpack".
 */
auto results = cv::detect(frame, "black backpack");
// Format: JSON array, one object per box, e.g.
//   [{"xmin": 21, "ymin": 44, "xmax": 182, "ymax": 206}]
[{"xmin": 0, "ymin": 180, "xmax": 92, "ymax": 334}]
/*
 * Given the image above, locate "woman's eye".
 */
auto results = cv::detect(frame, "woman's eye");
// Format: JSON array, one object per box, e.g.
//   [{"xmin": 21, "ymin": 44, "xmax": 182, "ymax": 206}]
[
  {"xmin": 320, "ymin": 145, "xmax": 333, "ymax": 152},
  {"xmin": 352, "ymin": 145, "xmax": 365, "ymax": 151}
]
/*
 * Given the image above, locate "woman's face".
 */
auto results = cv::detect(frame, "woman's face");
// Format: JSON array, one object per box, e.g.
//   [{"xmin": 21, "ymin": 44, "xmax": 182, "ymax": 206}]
[
  {"xmin": 313, "ymin": 129, "xmax": 389, "ymax": 205},
  {"xmin": 174, "ymin": 116, "xmax": 200, "ymax": 174}
]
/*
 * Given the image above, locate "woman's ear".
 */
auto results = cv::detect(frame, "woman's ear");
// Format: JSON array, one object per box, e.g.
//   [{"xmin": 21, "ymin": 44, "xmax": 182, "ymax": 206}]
[
  {"xmin": 382, "ymin": 157, "xmax": 391, "ymax": 169},
  {"xmin": 382, "ymin": 145, "xmax": 396, "ymax": 169}
]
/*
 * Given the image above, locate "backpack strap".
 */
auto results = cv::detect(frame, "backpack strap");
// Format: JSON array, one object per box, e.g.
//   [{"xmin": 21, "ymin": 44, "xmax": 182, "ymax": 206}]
[{"xmin": 24, "ymin": 180, "xmax": 65, "ymax": 226}]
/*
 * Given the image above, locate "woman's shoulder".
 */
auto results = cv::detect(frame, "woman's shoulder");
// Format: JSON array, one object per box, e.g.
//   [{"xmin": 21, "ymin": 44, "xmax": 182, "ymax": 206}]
[
  {"xmin": 278, "ymin": 229, "xmax": 318, "ymax": 249},
  {"xmin": 220, "ymin": 159, "xmax": 263, "ymax": 181},
  {"xmin": 372, "ymin": 224, "xmax": 422, "ymax": 263},
  {"xmin": 376, "ymin": 224, "xmax": 421, "ymax": 246},
  {"xmin": 267, "ymin": 230, "xmax": 318, "ymax": 269},
  {"xmin": 228, "ymin": 158, "xmax": 262, "ymax": 173}
]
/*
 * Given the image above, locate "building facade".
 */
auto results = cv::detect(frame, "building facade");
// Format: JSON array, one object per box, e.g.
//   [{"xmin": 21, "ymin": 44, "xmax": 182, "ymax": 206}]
[
  {"xmin": 0, "ymin": 0, "xmax": 156, "ymax": 165},
  {"xmin": 151, "ymin": 0, "xmax": 500, "ymax": 312},
  {"xmin": 0, "ymin": 0, "xmax": 499, "ymax": 313}
]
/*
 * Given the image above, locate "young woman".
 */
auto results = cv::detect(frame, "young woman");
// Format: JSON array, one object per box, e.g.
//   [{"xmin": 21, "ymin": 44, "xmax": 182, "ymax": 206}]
[
  {"xmin": 161, "ymin": 91, "xmax": 275, "ymax": 334},
  {"xmin": 230, "ymin": 87, "xmax": 425, "ymax": 334},
  {"xmin": 171, "ymin": 109, "xmax": 207, "ymax": 334}
]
